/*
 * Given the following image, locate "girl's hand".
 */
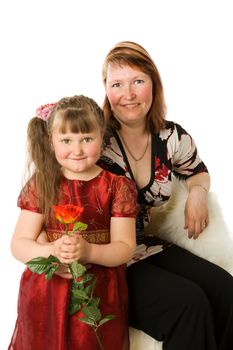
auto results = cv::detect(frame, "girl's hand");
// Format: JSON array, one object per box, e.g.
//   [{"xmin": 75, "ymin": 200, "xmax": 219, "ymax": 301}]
[
  {"xmin": 54, "ymin": 234, "xmax": 91, "ymax": 264},
  {"xmin": 53, "ymin": 235, "xmax": 91, "ymax": 279},
  {"xmin": 184, "ymin": 186, "xmax": 209, "ymax": 239},
  {"xmin": 54, "ymin": 263, "xmax": 73, "ymax": 279}
]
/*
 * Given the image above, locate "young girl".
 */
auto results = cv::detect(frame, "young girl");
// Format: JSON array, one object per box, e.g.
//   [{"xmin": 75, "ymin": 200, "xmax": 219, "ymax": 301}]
[{"xmin": 9, "ymin": 95, "xmax": 138, "ymax": 350}]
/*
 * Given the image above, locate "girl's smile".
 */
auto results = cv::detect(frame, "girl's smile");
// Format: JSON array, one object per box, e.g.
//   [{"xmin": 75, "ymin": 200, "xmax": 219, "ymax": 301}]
[{"xmin": 51, "ymin": 129, "xmax": 102, "ymax": 180}]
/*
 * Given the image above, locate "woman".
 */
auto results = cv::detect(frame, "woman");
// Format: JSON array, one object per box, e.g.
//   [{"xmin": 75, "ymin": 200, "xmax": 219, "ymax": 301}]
[{"xmin": 99, "ymin": 41, "xmax": 233, "ymax": 350}]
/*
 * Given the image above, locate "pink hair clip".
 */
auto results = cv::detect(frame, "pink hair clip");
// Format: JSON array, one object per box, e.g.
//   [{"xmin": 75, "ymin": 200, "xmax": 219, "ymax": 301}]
[{"xmin": 36, "ymin": 103, "xmax": 57, "ymax": 121}]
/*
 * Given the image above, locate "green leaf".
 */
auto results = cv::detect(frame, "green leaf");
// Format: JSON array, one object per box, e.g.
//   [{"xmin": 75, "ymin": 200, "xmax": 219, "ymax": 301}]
[
  {"xmin": 78, "ymin": 317, "xmax": 95, "ymax": 327},
  {"xmin": 72, "ymin": 288, "xmax": 89, "ymax": 301},
  {"xmin": 99, "ymin": 315, "xmax": 116, "ymax": 326},
  {"xmin": 73, "ymin": 222, "xmax": 88, "ymax": 231},
  {"xmin": 85, "ymin": 282, "xmax": 96, "ymax": 297},
  {"xmin": 72, "ymin": 279, "xmax": 85, "ymax": 290},
  {"xmin": 26, "ymin": 255, "xmax": 60, "ymax": 275},
  {"xmin": 69, "ymin": 261, "xmax": 87, "ymax": 280},
  {"xmin": 82, "ymin": 273, "xmax": 95, "ymax": 284},
  {"xmin": 72, "ymin": 273, "xmax": 95, "ymax": 291},
  {"xmin": 87, "ymin": 297, "xmax": 100, "ymax": 308},
  {"xmin": 82, "ymin": 305, "xmax": 101, "ymax": 322},
  {"xmin": 45, "ymin": 264, "xmax": 60, "ymax": 280},
  {"xmin": 69, "ymin": 290, "xmax": 83, "ymax": 305},
  {"xmin": 69, "ymin": 302, "xmax": 82, "ymax": 315}
]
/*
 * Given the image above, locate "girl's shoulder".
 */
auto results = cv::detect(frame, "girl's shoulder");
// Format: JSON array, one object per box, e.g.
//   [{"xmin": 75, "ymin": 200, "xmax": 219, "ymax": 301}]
[
  {"xmin": 101, "ymin": 169, "xmax": 135, "ymax": 186},
  {"xmin": 19, "ymin": 175, "xmax": 37, "ymax": 197},
  {"xmin": 17, "ymin": 175, "xmax": 41, "ymax": 212}
]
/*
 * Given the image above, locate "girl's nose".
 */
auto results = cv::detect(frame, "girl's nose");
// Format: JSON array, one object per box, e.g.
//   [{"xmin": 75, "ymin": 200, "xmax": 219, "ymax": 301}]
[{"xmin": 72, "ymin": 143, "xmax": 83, "ymax": 155}]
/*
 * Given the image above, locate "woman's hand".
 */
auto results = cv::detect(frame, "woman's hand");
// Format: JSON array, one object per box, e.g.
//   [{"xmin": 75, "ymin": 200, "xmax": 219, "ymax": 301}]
[{"xmin": 184, "ymin": 185, "xmax": 209, "ymax": 239}]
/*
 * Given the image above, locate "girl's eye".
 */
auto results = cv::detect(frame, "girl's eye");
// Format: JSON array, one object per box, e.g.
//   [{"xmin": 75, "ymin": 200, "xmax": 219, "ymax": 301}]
[
  {"xmin": 61, "ymin": 139, "xmax": 71, "ymax": 144},
  {"xmin": 83, "ymin": 137, "xmax": 93, "ymax": 143}
]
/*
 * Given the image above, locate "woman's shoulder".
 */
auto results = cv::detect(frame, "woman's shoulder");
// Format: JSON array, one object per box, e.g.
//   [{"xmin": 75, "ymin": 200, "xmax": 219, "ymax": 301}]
[
  {"xmin": 163, "ymin": 120, "xmax": 187, "ymax": 133},
  {"xmin": 158, "ymin": 120, "xmax": 190, "ymax": 140}
]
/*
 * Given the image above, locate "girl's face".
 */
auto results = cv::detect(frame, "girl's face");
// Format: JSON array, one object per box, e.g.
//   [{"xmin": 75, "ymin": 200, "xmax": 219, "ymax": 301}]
[
  {"xmin": 51, "ymin": 122, "xmax": 102, "ymax": 179},
  {"xmin": 105, "ymin": 63, "xmax": 153, "ymax": 128}
]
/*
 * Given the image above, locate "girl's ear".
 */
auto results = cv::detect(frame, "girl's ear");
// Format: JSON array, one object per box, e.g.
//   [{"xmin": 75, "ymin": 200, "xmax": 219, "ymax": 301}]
[
  {"xmin": 48, "ymin": 133, "xmax": 54, "ymax": 152},
  {"xmin": 50, "ymin": 141, "xmax": 54, "ymax": 152}
]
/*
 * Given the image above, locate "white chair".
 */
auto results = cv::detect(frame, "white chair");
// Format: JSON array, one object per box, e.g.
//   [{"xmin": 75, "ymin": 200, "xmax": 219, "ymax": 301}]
[{"xmin": 129, "ymin": 179, "xmax": 233, "ymax": 350}]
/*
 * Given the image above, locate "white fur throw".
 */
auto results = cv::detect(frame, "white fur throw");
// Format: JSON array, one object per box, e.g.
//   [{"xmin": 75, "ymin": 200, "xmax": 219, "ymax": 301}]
[{"xmin": 129, "ymin": 179, "xmax": 233, "ymax": 350}]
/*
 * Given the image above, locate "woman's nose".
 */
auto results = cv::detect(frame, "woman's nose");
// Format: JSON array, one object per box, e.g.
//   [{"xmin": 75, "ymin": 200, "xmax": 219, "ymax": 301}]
[{"xmin": 123, "ymin": 84, "xmax": 136, "ymax": 100}]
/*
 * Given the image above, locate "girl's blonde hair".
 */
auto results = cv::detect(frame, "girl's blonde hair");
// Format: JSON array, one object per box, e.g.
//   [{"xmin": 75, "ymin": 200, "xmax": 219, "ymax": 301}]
[
  {"xmin": 26, "ymin": 95, "xmax": 104, "ymax": 218},
  {"xmin": 102, "ymin": 41, "xmax": 167, "ymax": 133}
]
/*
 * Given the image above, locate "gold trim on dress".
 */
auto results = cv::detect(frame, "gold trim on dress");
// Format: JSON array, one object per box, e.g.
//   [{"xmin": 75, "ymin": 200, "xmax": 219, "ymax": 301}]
[{"xmin": 46, "ymin": 229, "xmax": 110, "ymax": 244}]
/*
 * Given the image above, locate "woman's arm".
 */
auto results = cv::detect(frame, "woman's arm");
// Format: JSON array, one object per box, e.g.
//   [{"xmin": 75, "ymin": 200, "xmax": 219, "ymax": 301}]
[
  {"xmin": 186, "ymin": 171, "xmax": 210, "ymax": 193},
  {"xmin": 185, "ymin": 172, "xmax": 210, "ymax": 239}
]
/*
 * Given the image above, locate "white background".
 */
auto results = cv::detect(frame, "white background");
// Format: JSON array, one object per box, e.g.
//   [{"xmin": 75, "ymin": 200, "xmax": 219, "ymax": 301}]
[{"xmin": 1, "ymin": 1, "xmax": 233, "ymax": 348}]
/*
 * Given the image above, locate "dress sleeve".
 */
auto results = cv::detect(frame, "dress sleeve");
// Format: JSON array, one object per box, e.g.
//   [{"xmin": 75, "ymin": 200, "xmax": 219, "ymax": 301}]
[
  {"xmin": 111, "ymin": 176, "xmax": 139, "ymax": 218},
  {"xmin": 166, "ymin": 122, "xmax": 208, "ymax": 178},
  {"xmin": 17, "ymin": 178, "xmax": 42, "ymax": 213}
]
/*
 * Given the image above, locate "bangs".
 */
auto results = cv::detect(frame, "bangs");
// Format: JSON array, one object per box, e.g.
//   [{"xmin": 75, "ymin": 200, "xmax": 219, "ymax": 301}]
[{"xmin": 57, "ymin": 108, "xmax": 100, "ymax": 134}]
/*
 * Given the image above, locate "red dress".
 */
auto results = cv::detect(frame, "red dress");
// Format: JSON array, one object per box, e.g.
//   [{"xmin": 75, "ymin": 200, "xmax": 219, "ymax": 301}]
[{"xmin": 9, "ymin": 170, "xmax": 138, "ymax": 350}]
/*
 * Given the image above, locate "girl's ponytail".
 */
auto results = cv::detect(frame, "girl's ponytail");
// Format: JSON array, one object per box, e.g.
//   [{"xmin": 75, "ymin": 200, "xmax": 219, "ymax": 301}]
[{"xmin": 26, "ymin": 117, "xmax": 61, "ymax": 218}]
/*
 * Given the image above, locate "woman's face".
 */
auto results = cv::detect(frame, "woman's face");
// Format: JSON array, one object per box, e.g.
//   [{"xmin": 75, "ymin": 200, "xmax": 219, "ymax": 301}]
[{"xmin": 105, "ymin": 63, "xmax": 153, "ymax": 127}]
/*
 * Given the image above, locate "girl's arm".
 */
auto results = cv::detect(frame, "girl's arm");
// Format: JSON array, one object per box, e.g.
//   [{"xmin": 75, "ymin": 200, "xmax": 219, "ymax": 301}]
[
  {"xmin": 11, "ymin": 209, "xmax": 57, "ymax": 263},
  {"xmin": 56, "ymin": 217, "xmax": 136, "ymax": 267},
  {"xmin": 36, "ymin": 229, "xmax": 49, "ymax": 244},
  {"xmin": 185, "ymin": 172, "xmax": 210, "ymax": 239},
  {"xmin": 88, "ymin": 217, "xmax": 136, "ymax": 266}
]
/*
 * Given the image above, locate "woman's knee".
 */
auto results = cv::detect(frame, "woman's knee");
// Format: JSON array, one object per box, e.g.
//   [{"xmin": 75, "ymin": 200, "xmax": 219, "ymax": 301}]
[{"xmin": 161, "ymin": 278, "xmax": 213, "ymax": 330}]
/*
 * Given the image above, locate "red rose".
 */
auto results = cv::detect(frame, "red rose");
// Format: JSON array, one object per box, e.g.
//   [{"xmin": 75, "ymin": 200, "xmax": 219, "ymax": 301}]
[{"xmin": 52, "ymin": 204, "xmax": 84, "ymax": 224}]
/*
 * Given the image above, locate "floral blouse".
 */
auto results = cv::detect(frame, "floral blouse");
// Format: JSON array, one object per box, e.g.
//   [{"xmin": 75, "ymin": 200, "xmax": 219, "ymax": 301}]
[{"xmin": 99, "ymin": 121, "xmax": 208, "ymax": 244}]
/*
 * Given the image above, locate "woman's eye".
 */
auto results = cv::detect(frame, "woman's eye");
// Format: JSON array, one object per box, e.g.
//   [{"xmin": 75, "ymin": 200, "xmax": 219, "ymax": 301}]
[
  {"xmin": 135, "ymin": 79, "xmax": 144, "ymax": 85},
  {"xmin": 112, "ymin": 82, "xmax": 121, "ymax": 88}
]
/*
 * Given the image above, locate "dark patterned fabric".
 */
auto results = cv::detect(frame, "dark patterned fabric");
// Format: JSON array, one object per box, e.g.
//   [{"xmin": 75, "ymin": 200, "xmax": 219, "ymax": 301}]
[{"xmin": 99, "ymin": 121, "xmax": 208, "ymax": 244}]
